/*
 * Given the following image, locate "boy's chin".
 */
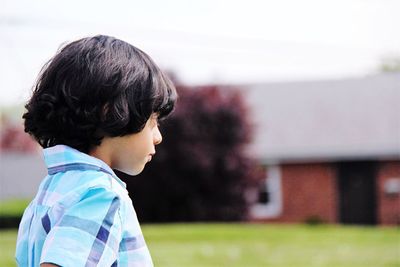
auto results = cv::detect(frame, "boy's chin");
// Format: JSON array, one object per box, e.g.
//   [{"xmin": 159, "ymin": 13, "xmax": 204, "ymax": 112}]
[{"xmin": 116, "ymin": 166, "xmax": 144, "ymax": 176}]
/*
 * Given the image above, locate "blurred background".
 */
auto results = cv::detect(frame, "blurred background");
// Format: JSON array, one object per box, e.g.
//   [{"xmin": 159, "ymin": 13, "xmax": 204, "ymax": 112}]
[{"xmin": 1, "ymin": 0, "xmax": 399, "ymax": 266}]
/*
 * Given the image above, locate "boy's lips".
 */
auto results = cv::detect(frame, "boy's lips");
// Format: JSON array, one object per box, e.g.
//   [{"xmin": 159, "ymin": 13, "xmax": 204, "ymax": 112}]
[{"xmin": 148, "ymin": 153, "xmax": 155, "ymax": 162}]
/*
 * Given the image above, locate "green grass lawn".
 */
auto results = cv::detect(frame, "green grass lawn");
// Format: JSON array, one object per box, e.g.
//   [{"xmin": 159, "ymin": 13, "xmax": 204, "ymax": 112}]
[{"xmin": 1, "ymin": 223, "xmax": 399, "ymax": 267}]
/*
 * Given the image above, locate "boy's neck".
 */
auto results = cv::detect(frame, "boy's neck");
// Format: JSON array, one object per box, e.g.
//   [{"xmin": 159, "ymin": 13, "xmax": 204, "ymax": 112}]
[{"xmin": 89, "ymin": 140, "xmax": 113, "ymax": 168}]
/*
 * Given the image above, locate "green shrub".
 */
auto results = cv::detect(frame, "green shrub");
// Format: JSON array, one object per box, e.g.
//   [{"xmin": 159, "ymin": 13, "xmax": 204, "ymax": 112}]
[
  {"xmin": 304, "ymin": 215, "xmax": 325, "ymax": 226},
  {"xmin": 0, "ymin": 199, "xmax": 30, "ymax": 228}
]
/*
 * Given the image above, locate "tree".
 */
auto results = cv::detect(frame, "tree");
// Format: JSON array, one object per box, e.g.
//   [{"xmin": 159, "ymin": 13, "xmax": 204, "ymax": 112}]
[
  {"xmin": 380, "ymin": 56, "xmax": 400, "ymax": 73},
  {"xmin": 0, "ymin": 116, "xmax": 38, "ymax": 153},
  {"xmin": 116, "ymin": 85, "xmax": 263, "ymax": 222}
]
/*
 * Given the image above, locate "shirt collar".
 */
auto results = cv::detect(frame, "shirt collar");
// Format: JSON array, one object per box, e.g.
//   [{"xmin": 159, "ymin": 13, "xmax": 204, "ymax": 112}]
[{"xmin": 43, "ymin": 144, "xmax": 126, "ymax": 188}]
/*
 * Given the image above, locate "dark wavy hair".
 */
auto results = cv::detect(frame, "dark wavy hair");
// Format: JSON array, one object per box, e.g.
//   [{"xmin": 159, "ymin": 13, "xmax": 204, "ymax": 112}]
[{"xmin": 23, "ymin": 35, "xmax": 177, "ymax": 153}]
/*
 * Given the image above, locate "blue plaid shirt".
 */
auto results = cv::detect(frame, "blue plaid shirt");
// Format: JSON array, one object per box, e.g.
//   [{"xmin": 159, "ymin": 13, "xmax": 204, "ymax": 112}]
[{"xmin": 15, "ymin": 145, "xmax": 153, "ymax": 267}]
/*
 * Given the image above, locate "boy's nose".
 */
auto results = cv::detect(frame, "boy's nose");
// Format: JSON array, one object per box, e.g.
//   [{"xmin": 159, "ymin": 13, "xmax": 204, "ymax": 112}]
[{"xmin": 154, "ymin": 127, "xmax": 162, "ymax": 145}]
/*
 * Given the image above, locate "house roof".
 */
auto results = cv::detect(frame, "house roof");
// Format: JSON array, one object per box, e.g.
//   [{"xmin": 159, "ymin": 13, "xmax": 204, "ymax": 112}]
[{"xmin": 241, "ymin": 73, "xmax": 400, "ymax": 163}]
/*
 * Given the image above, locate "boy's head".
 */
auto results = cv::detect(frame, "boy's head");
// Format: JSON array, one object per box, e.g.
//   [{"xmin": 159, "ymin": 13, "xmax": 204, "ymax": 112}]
[{"xmin": 23, "ymin": 35, "xmax": 177, "ymax": 159}]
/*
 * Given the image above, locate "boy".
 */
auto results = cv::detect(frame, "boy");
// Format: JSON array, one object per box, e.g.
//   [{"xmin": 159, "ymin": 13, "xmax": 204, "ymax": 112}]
[{"xmin": 15, "ymin": 35, "xmax": 177, "ymax": 266}]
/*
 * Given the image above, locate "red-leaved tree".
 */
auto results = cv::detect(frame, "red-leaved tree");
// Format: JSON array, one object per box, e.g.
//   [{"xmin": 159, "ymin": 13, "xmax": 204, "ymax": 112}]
[
  {"xmin": 0, "ymin": 120, "xmax": 38, "ymax": 153},
  {"xmin": 117, "ymin": 85, "xmax": 263, "ymax": 222}
]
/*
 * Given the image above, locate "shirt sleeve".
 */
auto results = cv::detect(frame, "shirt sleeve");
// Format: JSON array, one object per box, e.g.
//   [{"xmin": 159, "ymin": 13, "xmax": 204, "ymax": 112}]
[{"xmin": 40, "ymin": 187, "xmax": 123, "ymax": 267}]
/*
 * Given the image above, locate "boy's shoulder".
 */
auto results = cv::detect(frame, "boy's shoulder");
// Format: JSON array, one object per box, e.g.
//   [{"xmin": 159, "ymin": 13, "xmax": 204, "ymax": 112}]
[
  {"xmin": 41, "ymin": 144, "xmax": 128, "ymax": 196},
  {"xmin": 37, "ymin": 165, "xmax": 129, "ymax": 215}
]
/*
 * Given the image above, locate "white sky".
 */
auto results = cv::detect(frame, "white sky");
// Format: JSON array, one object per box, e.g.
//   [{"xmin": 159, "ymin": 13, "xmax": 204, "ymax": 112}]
[{"xmin": 1, "ymin": 0, "xmax": 399, "ymax": 106}]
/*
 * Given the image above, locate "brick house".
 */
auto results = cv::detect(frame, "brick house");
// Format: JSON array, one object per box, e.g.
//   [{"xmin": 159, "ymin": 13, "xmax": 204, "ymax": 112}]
[{"xmin": 242, "ymin": 73, "xmax": 400, "ymax": 225}]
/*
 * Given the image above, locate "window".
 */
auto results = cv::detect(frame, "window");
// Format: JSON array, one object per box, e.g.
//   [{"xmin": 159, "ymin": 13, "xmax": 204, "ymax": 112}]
[{"xmin": 250, "ymin": 165, "xmax": 283, "ymax": 219}]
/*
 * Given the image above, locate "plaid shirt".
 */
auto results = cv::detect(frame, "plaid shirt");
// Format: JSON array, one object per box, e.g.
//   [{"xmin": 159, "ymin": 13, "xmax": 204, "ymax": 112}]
[{"xmin": 15, "ymin": 145, "xmax": 153, "ymax": 267}]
